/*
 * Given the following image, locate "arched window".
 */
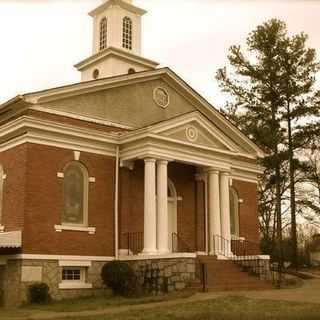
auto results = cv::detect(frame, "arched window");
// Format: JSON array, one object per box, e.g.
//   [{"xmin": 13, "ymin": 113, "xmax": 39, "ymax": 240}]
[
  {"xmin": 99, "ymin": 17, "xmax": 107, "ymax": 51},
  {"xmin": 62, "ymin": 162, "xmax": 89, "ymax": 226},
  {"xmin": 122, "ymin": 16, "xmax": 132, "ymax": 50},
  {"xmin": 168, "ymin": 179, "xmax": 177, "ymax": 199},
  {"xmin": 230, "ymin": 187, "xmax": 240, "ymax": 236},
  {"xmin": 0, "ymin": 165, "xmax": 4, "ymax": 226}
]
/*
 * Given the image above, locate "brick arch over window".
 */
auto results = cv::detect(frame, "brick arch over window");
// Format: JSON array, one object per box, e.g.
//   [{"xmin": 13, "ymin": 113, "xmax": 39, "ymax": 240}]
[
  {"xmin": 99, "ymin": 17, "xmax": 107, "ymax": 51},
  {"xmin": 62, "ymin": 161, "xmax": 89, "ymax": 227},
  {"xmin": 122, "ymin": 16, "xmax": 132, "ymax": 50},
  {"xmin": 230, "ymin": 186, "xmax": 240, "ymax": 237}
]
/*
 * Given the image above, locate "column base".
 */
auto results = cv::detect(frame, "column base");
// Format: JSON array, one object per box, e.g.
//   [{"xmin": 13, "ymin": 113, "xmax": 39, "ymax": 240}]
[
  {"xmin": 157, "ymin": 249, "xmax": 170, "ymax": 255},
  {"xmin": 140, "ymin": 249, "xmax": 159, "ymax": 255}
]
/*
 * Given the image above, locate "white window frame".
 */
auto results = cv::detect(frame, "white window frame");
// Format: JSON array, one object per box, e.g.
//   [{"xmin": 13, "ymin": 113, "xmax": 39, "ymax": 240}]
[
  {"xmin": 99, "ymin": 17, "xmax": 107, "ymax": 51},
  {"xmin": 230, "ymin": 187, "xmax": 240, "ymax": 237},
  {"xmin": 62, "ymin": 161, "xmax": 89, "ymax": 228},
  {"xmin": 122, "ymin": 16, "xmax": 132, "ymax": 50},
  {"xmin": 59, "ymin": 265, "xmax": 92, "ymax": 290},
  {"xmin": 0, "ymin": 166, "xmax": 5, "ymax": 231}
]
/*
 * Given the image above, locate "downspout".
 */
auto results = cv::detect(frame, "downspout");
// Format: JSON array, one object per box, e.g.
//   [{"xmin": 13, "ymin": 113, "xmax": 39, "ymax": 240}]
[
  {"xmin": 204, "ymin": 175, "xmax": 208, "ymax": 255},
  {"xmin": 114, "ymin": 146, "xmax": 120, "ymax": 260}
]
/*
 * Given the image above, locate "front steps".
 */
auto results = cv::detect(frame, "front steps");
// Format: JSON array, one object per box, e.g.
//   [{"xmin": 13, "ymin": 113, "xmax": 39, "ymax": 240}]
[{"xmin": 197, "ymin": 255, "xmax": 273, "ymax": 291}]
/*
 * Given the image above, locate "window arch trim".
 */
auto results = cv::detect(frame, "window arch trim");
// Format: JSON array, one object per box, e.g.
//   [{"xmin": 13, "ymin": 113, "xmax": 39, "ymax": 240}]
[
  {"xmin": 62, "ymin": 161, "xmax": 89, "ymax": 228},
  {"xmin": 0, "ymin": 165, "xmax": 5, "ymax": 229},
  {"xmin": 230, "ymin": 187, "xmax": 240, "ymax": 237}
]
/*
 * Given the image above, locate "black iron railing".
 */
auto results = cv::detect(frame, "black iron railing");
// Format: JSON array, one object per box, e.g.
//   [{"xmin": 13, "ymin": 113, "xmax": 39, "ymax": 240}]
[
  {"xmin": 121, "ymin": 232, "xmax": 144, "ymax": 255},
  {"xmin": 201, "ymin": 263, "xmax": 208, "ymax": 292},
  {"xmin": 171, "ymin": 233, "xmax": 193, "ymax": 253},
  {"xmin": 213, "ymin": 234, "xmax": 269, "ymax": 279}
]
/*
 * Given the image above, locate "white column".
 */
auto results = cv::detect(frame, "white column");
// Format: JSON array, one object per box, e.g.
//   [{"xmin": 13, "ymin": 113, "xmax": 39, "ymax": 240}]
[
  {"xmin": 220, "ymin": 172, "xmax": 231, "ymax": 255},
  {"xmin": 208, "ymin": 170, "xmax": 221, "ymax": 255},
  {"xmin": 157, "ymin": 160, "xmax": 169, "ymax": 254},
  {"xmin": 143, "ymin": 158, "xmax": 157, "ymax": 254}
]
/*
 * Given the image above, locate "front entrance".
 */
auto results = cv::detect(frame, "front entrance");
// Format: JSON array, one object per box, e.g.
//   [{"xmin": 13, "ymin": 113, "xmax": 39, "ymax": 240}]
[{"xmin": 168, "ymin": 179, "xmax": 178, "ymax": 252}]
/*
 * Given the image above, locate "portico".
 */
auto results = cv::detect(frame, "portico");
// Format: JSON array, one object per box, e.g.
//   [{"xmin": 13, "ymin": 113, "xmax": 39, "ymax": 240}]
[
  {"xmin": 118, "ymin": 111, "xmax": 262, "ymax": 258},
  {"xmin": 138, "ymin": 157, "xmax": 232, "ymax": 256}
]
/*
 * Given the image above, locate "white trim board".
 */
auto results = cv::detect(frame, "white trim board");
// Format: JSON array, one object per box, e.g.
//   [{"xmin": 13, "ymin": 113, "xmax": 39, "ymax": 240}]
[
  {"xmin": 3, "ymin": 254, "xmax": 115, "ymax": 262},
  {"xmin": 59, "ymin": 282, "xmax": 93, "ymax": 290},
  {"xmin": 119, "ymin": 253, "xmax": 197, "ymax": 261},
  {"xmin": 30, "ymin": 106, "xmax": 135, "ymax": 130},
  {"xmin": 59, "ymin": 260, "xmax": 92, "ymax": 267}
]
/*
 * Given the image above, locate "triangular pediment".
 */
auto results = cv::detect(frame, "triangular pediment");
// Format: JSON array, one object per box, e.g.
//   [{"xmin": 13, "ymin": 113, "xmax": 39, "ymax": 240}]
[
  {"xmin": 3, "ymin": 68, "xmax": 265, "ymax": 158},
  {"xmin": 149, "ymin": 112, "xmax": 241, "ymax": 153}
]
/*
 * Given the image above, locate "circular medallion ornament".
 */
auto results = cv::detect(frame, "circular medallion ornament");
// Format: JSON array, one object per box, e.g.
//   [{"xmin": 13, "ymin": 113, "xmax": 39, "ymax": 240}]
[
  {"xmin": 92, "ymin": 69, "xmax": 100, "ymax": 80},
  {"xmin": 186, "ymin": 126, "xmax": 199, "ymax": 142},
  {"xmin": 153, "ymin": 87, "xmax": 170, "ymax": 108}
]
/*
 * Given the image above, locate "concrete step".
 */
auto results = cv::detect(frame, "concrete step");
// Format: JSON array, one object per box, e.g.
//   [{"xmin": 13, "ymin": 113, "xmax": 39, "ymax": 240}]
[{"xmin": 198, "ymin": 255, "xmax": 273, "ymax": 291}]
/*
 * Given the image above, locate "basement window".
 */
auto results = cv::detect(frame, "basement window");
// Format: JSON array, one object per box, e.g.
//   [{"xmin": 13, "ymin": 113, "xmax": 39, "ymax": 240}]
[
  {"xmin": 62, "ymin": 268, "xmax": 83, "ymax": 282},
  {"xmin": 59, "ymin": 267, "xmax": 92, "ymax": 289}
]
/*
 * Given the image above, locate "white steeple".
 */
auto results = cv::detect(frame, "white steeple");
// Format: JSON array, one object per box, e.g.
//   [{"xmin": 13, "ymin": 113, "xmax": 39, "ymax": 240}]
[{"xmin": 74, "ymin": 0, "xmax": 159, "ymax": 82}]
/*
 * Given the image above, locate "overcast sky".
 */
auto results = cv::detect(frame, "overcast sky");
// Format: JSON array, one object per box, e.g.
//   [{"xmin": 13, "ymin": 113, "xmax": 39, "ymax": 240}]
[{"xmin": 0, "ymin": 0, "xmax": 319, "ymax": 109}]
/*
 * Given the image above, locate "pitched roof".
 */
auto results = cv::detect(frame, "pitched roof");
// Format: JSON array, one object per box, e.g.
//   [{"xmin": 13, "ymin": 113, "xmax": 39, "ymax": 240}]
[
  {"xmin": 75, "ymin": 46, "xmax": 159, "ymax": 71},
  {"xmin": 0, "ymin": 67, "xmax": 265, "ymax": 158},
  {"xmin": 0, "ymin": 231, "xmax": 22, "ymax": 248},
  {"xmin": 89, "ymin": 0, "xmax": 147, "ymax": 17}
]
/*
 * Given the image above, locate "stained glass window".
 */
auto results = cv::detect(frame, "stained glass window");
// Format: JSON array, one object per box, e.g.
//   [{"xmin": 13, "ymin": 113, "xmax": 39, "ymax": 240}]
[{"xmin": 63, "ymin": 162, "xmax": 88, "ymax": 226}]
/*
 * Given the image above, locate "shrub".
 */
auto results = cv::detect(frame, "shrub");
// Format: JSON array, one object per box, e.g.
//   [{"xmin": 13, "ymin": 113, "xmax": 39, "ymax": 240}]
[
  {"xmin": 101, "ymin": 261, "xmax": 137, "ymax": 297},
  {"xmin": 27, "ymin": 282, "xmax": 51, "ymax": 304}
]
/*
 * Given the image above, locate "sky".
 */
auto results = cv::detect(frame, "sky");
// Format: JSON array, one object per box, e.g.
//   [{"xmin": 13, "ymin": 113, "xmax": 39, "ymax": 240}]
[{"xmin": 0, "ymin": 0, "xmax": 319, "ymax": 109}]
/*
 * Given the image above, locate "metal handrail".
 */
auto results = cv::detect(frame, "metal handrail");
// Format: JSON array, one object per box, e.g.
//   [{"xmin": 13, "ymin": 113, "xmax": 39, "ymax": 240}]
[
  {"xmin": 121, "ymin": 232, "xmax": 144, "ymax": 255},
  {"xmin": 213, "ymin": 234, "xmax": 269, "ymax": 279},
  {"xmin": 171, "ymin": 232, "xmax": 193, "ymax": 253}
]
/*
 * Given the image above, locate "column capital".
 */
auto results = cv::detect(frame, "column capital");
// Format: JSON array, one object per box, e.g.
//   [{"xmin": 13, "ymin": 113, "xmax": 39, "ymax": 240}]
[
  {"xmin": 220, "ymin": 171, "xmax": 231, "ymax": 177},
  {"xmin": 144, "ymin": 158, "xmax": 156, "ymax": 164},
  {"xmin": 157, "ymin": 159, "xmax": 169, "ymax": 166},
  {"xmin": 208, "ymin": 169, "xmax": 220, "ymax": 175}
]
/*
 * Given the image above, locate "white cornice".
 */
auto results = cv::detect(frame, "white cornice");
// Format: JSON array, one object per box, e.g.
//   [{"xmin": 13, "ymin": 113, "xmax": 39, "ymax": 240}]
[
  {"xmin": 121, "ymin": 111, "xmax": 245, "ymax": 155},
  {"xmin": 0, "ymin": 117, "xmax": 117, "ymax": 156},
  {"xmin": 0, "ymin": 116, "xmax": 260, "ymax": 176},
  {"xmin": 30, "ymin": 106, "xmax": 136, "ymax": 131},
  {"xmin": 0, "ymin": 68, "xmax": 265, "ymax": 159},
  {"xmin": 0, "ymin": 116, "xmax": 118, "ymax": 142},
  {"xmin": 23, "ymin": 70, "xmax": 166, "ymax": 104},
  {"xmin": 75, "ymin": 47, "xmax": 159, "ymax": 72},
  {"xmin": 89, "ymin": 0, "xmax": 147, "ymax": 17},
  {"xmin": 3, "ymin": 254, "xmax": 115, "ymax": 262}
]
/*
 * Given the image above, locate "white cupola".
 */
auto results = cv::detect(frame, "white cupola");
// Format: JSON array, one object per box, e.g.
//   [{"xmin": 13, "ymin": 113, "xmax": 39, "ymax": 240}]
[{"xmin": 75, "ymin": 0, "xmax": 159, "ymax": 82}]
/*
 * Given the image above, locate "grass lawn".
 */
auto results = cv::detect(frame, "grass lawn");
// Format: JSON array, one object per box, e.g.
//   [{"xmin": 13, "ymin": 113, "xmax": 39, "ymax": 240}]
[
  {"xmin": 2, "ymin": 294, "xmax": 320, "ymax": 320},
  {"xmin": 52, "ymin": 296, "xmax": 320, "ymax": 320},
  {"xmin": 23, "ymin": 291, "xmax": 193, "ymax": 312}
]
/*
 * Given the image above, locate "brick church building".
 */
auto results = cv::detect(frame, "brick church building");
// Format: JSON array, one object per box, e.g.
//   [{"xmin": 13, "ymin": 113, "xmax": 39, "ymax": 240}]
[{"xmin": 0, "ymin": 0, "xmax": 269, "ymax": 306}]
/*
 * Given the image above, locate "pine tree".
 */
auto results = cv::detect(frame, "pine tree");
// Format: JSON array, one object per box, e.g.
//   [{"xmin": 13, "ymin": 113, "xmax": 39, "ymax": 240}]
[{"xmin": 216, "ymin": 19, "xmax": 320, "ymax": 270}]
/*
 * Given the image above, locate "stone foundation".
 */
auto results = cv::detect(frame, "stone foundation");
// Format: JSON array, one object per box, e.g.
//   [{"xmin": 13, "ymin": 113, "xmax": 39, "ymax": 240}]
[
  {"xmin": 0, "ymin": 257, "xmax": 199, "ymax": 307},
  {"xmin": 125, "ymin": 258, "xmax": 199, "ymax": 294},
  {"xmin": 0, "ymin": 259, "xmax": 109, "ymax": 307}
]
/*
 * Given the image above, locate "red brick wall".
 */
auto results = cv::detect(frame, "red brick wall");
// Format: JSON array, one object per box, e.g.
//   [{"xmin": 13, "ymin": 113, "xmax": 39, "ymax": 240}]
[
  {"xmin": 195, "ymin": 180, "xmax": 205, "ymax": 252},
  {"xmin": 232, "ymin": 180, "xmax": 260, "ymax": 244},
  {"xmin": 22, "ymin": 143, "xmax": 116, "ymax": 256},
  {"xmin": 119, "ymin": 162, "xmax": 198, "ymax": 252},
  {"xmin": 0, "ymin": 141, "xmax": 259, "ymax": 256},
  {"xmin": 0, "ymin": 145, "xmax": 27, "ymax": 232},
  {"xmin": 169, "ymin": 163, "xmax": 197, "ymax": 251}
]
